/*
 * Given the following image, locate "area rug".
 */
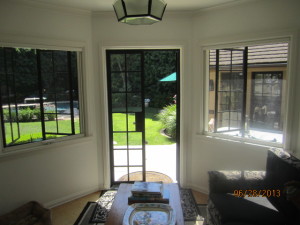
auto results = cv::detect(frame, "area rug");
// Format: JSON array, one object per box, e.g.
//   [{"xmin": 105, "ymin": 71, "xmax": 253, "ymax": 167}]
[
  {"xmin": 197, "ymin": 204, "xmax": 208, "ymax": 225},
  {"xmin": 118, "ymin": 171, "xmax": 173, "ymax": 183},
  {"xmin": 179, "ymin": 188, "xmax": 203, "ymax": 222},
  {"xmin": 90, "ymin": 190, "xmax": 117, "ymax": 223},
  {"xmin": 74, "ymin": 188, "xmax": 207, "ymax": 225}
]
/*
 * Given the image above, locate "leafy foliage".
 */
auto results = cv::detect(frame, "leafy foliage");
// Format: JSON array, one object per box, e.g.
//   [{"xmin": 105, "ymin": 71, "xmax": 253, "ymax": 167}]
[
  {"xmin": 0, "ymin": 47, "xmax": 79, "ymax": 105},
  {"xmin": 18, "ymin": 107, "xmax": 34, "ymax": 122},
  {"xmin": 2, "ymin": 109, "xmax": 17, "ymax": 122},
  {"xmin": 46, "ymin": 111, "xmax": 56, "ymax": 121},
  {"xmin": 33, "ymin": 108, "xmax": 42, "ymax": 120},
  {"xmin": 156, "ymin": 104, "xmax": 176, "ymax": 139},
  {"xmin": 109, "ymin": 51, "xmax": 177, "ymax": 109},
  {"xmin": 3, "ymin": 107, "xmax": 57, "ymax": 122},
  {"xmin": 144, "ymin": 51, "xmax": 177, "ymax": 108}
]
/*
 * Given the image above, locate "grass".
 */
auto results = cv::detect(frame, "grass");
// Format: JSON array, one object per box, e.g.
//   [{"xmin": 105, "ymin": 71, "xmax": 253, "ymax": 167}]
[
  {"xmin": 112, "ymin": 108, "xmax": 175, "ymax": 146},
  {"xmin": 4, "ymin": 107, "xmax": 176, "ymax": 146},
  {"xmin": 4, "ymin": 119, "xmax": 80, "ymax": 146}
]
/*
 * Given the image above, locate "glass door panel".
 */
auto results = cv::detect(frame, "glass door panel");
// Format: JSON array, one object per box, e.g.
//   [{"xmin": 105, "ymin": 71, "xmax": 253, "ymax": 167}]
[
  {"xmin": 112, "ymin": 113, "xmax": 127, "ymax": 131},
  {"xmin": 107, "ymin": 51, "xmax": 145, "ymax": 183}
]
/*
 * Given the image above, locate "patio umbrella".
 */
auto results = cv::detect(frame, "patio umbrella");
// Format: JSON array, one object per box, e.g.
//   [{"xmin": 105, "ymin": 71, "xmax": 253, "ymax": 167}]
[{"xmin": 159, "ymin": 72, "xmax": 176, "ymax": 82}]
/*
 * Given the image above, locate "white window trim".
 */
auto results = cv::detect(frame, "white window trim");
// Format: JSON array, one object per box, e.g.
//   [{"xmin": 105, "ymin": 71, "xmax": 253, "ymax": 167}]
[
  {"xmin": 1, "ymin": 134, "xmax": 87, "ymax": 156},
  {"xmin": 0, "ymin": 35, "xmax": 89, "ymax": 155},
  {"xmin": 198, "ymin": 31, "xmax": 298, "ymax": 152}
]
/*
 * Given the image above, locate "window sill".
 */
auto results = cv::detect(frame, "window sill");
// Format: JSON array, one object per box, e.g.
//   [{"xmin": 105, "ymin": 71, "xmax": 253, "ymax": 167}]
[
  {"xmin": 195, "ymin": 131, "xmax": 283, "ymax": 149},
  {"xmin": 0, "ymin": 134, "xmax": 93, "ymax": 159}
]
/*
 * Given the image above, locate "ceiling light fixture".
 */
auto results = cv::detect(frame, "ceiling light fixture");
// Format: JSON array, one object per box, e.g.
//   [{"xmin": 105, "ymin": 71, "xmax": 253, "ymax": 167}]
[{"xmin": 113, "ymin": 0, "xmax": 167, "ymax": 25}]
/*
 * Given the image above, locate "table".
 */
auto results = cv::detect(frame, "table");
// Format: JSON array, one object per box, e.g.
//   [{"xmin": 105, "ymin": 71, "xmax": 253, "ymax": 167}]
[{"xmin": 105, "ymin": 183, "xmax": 184, "ymax": 225}]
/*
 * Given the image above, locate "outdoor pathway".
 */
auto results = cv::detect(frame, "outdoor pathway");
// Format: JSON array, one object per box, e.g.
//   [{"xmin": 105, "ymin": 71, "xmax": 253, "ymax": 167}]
[
  {"xmin": 145, "ymin": 144, "xmax": 177, "ymax": 182},
  {"xmin": 113, "ymin": 144, "xmax": 177, "ymax": 182}
]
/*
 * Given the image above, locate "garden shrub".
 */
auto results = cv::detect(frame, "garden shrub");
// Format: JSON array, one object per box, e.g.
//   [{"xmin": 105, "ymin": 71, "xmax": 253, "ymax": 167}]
[
  {"xmin": 33, "ymin": 108, "xmax": 41, "ymax": 120},
  {"xmin": 157, "ymin": 104, "xmax": 176, "ymax": 139},
  {"xmin": 2, "ymin": 109, "xmax": 17, "ymax": 122},
  {"xmin": 47, "ymin": 111, "xmax": 56, "ymax": 121},
  {"xmin": 3, "ymin": 108, "xmax": 42, "ymax": 122},
  {"xmin": 18, "ymin": 107, "xmax": 34, "ymax": 122},
  {"xmin": 3, "ymin": 107, "xmax": 56, "ymax": 122},
  {"xmin": 33, "ymin": 108, "xmax": 56, "ymax": 121}
]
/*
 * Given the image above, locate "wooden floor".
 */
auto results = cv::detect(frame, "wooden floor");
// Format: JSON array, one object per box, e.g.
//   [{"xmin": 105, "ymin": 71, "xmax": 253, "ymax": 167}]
[
  {"xmin": 51, "ymin": 191, "xmax": 101, "ymax": 225},
  {"xmin": 191, "ymin": 189, "xmax": 209, "ymax": 204},
  {"xmin": 51, "ymin": 189, "xmax": 208, "ymax": 225}
]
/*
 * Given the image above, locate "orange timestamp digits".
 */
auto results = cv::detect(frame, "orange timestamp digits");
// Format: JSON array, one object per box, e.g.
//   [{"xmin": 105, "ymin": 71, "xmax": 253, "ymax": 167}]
[{"xmin": 233, "ymin": 189, "xmax": 281, "ymax": 197}]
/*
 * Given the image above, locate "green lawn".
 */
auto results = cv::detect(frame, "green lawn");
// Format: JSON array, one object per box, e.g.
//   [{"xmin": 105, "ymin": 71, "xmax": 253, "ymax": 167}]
[
  {"xmin": 4, "ymin": 119, "xmax": 80, "ymax": 145},
  {"xmin": 112, "ymin": 108, "xmax": 175, "ymax": 146},
  {"xmin": 4, "ymin": 108, "xmax": 176, "ymax": 146}
]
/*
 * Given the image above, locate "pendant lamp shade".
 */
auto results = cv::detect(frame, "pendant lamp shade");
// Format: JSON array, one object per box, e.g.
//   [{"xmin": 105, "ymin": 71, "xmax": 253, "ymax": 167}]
[{"xmin": 113, "ymin": 0, "xmax": 167, "ymax": 25}]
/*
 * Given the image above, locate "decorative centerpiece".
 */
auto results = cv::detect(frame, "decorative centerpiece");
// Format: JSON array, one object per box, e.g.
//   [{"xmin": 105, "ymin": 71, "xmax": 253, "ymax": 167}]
[{"xmin": 122, "ymin": 203, "xmax": 176, "ymax": 225}]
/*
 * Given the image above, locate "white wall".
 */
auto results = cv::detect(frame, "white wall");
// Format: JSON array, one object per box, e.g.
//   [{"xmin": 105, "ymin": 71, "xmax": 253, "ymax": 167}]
[
  {"xmin": 0, "ymin": 2, "xmax": 195, "ymax": 214},
  {"xmin": 188, "ymin": 0, "xmax": 300, "ymax": 193},
  {"xmin": 0, "ymin": 1, "xmax": 101, "ymax": 214}
]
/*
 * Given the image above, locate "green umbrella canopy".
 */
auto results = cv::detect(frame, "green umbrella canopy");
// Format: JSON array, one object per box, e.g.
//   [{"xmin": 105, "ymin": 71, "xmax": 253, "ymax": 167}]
[{"xmin": 159, "ymin": 72, "xmax": 176, "ymax": 82}]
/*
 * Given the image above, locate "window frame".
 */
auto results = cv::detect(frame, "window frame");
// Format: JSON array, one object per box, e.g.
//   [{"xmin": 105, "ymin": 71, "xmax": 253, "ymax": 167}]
[
  {"xmin": 250, "ymin": 71, "xmax": 283, "ymax": 132},
  {"xmin": 0, "ymin": 40, "xmax": 87, "ymax": 154},
  {"xmin": 201, "ymin": 36, "xmax": 295, "ymax": 149},
  {"xmin": 213, "ymin": 48, "xmax": 247, "ymax": 135}
]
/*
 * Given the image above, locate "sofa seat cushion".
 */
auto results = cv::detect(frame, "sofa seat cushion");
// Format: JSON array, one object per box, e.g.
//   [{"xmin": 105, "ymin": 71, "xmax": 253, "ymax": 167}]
[{"xmin": 209, "ymin": 193, "xmax": 285, "ymax": 225}]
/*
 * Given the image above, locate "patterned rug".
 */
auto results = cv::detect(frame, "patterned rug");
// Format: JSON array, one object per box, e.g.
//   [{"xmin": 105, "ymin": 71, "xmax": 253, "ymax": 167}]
[
  {"xmin": 180, "ymin": 188, "xmax": 204, "ymax": 222},
  {"xmin": 74, "ymin": 188, "xmax": 207, "ymax": 225},
  {"xmin": 118, "ymin": 171, "xmax": 173, "ymax": 183}
]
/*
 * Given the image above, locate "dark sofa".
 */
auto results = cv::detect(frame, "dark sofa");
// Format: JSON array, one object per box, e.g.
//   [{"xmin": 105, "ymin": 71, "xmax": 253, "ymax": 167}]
[
  {"xmin": 207, "ymin": 148, "xmax": 300, "ymax": 225},
  {"xmin": 0, "ymin": 201, "xmax": 52, "ymax": 225}
]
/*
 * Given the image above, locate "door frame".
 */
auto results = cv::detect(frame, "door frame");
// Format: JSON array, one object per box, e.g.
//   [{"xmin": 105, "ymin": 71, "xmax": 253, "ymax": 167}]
[{"xmin": 101, "ymin": 45, "xmax": 184, "ymax": 188}]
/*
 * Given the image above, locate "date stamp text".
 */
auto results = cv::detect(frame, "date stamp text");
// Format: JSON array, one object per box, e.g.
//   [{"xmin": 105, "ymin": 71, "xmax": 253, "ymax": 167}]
[{"xmin": 233, "ymin": 189, "xmax": 281, "ymax": 197}]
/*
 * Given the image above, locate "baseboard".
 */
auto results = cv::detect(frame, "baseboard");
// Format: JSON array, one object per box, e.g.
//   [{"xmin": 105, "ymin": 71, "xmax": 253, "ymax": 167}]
[
  {"xmin": 45, "ymin": 185, "xmax": 102, "ymax": 209},
  {"xmin": 185, "ymin": 183, "xmax": 209, "ymax": 195}
]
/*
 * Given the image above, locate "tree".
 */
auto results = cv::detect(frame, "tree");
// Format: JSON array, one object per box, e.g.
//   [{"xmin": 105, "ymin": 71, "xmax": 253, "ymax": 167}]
[{"xmin": 144, "ymin": 50, "xmax": 177, "ymax": 108}]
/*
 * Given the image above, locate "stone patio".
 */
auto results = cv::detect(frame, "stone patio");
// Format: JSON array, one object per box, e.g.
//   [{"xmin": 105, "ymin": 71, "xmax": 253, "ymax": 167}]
[{"xmin": 113, "ymin": 144, "xmax": 177, "ymax": 183}]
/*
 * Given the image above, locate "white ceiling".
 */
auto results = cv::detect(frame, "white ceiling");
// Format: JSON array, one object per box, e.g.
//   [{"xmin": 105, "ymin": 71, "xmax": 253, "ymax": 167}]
[{"xmin": 22, "ymin": 0, "xmax": 247, "ymax": 12}]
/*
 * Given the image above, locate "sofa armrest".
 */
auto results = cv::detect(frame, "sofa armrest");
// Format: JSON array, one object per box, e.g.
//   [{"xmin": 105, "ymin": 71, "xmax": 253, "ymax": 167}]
[
  {"xmin": 208, "ymin": 170, "xmax": 266, "ymax": 194},
  {"xmin": 32, "ymin": 201, "xmax": 52, "ymax": 225},
  {"xmin": 0, "ymin": 201, "xmax": 52, "ymax": 225}
]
